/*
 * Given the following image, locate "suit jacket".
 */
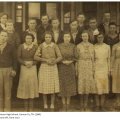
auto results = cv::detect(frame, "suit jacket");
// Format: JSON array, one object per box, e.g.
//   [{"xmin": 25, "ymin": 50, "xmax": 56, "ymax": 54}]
[
  {"xmin": 70, "ymin": 31, "xmax": 82, "ymax": 45},
  {"xmin": 51, "ymin": 30, "xmax": 64, "ymax": 44},
  {"xmin": 37, "ymin": 24, "xmax": 52, "ymax": 44}
]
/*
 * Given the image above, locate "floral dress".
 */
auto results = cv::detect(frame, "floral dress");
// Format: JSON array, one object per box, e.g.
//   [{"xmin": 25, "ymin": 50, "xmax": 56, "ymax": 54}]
[
  {"xmin": 76, "ymin": 42, "xmax": 97, "ymax": 94},
  {"xmin": 111, "ymin": 42, "xmax": 120, "ymax": 93},
  {"xmin": 58, "ymin": 43, "xmax": 77, "ymax": 97}
]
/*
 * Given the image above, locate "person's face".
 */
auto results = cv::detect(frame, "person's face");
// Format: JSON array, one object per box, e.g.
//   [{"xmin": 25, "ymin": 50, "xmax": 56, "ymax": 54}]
[
  {"xmin": 97, "ymin": 34, "xmax": 104, "ymax": 43},
  {"xmin": 28, "ymin": 20, "xmax": 37, "ymax": 30},
  {"xmin": 45, "ymin": 34, "xmax": 52, "ymax": 44},
  {"xmin": 63, "ymin": 34, "xmax": 71, "ymax": 43},
  {"xmin": 81, "ymin": 33, "xmax": 89, "ymax": 42},
  {"xmin": 41, "ymin": 16, "xmax": 49, "ymax": 25},
  {"xmin": 109, "ymin": 25, "xmax": 117, "ymax": 33},
  {"xmin": 25, "ymin": 35, "xmax": 33, "ymax": 45},
  {"xmin": 0, "ymin": 15, "xmax": 8, "ymax": 24},
  {"xmin": 77, "ymin": 14, "xmax": 85, "ymax": 23},
  {"xmin": 104, "ymin": 13, "xmax": 111, "ymax": 22},
  {"xmin": 70, "ymin": 21, "xmax": 78, "ymax": 30},
  {"xmin": 89, "ymin": 19, "xmax": 97, "ymax": 29},
  {"xmin": 6, "ymin": 22, "xmax": 14, "ymax": 31},
  {"xmin": 0, "ymin": 31, "xmax": 8, "ymax": 45},
  {"xmin": 52, "ymin": 19, "xmax": 59, "ymax": 28}
]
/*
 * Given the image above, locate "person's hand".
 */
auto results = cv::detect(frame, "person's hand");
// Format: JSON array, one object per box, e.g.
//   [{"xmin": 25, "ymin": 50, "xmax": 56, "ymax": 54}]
[
  {"xmin": 10, "ymin": 70, "xmax": 16, "ymax": 77},
  {"xmin": 25, "ymin": 61, "xmax": 33, "ymax": 68},
  {"xmin": 46, "ymin": 58, "xmax": 56, "ymax": 65},
  {"xmin": 62, "ymin": 60, "xmax": 73, "ymax": 65}
]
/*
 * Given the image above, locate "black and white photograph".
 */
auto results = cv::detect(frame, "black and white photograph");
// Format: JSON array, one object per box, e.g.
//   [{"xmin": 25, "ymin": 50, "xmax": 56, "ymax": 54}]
[{"xmin": 0, "ymin": 1, "xmax": 120, "ymax": 114}]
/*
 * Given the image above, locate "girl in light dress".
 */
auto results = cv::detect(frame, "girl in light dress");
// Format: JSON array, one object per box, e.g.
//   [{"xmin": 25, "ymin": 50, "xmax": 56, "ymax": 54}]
[
  {"xmin": 17, "ymin": 33, "xmax": 39, "ymax": 112},
  {"xmin": 34, "ymin": 31, "xmax": 62, "ymax": 110},
  {"xmin": 76, "ymin": 31, "xmax": 97, "ymax": 111},
  {"xmin": 94, "ymin": 33, "xmax": 110, "ymax": 111},
  {"xmin": 111, "ymin": 33, "xmax": 120, "ymax": 110}
]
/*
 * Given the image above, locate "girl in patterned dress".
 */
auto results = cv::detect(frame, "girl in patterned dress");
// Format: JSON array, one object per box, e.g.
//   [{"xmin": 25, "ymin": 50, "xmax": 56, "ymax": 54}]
[
  {"xmin": 111, "ymin": 33, "xmax": 120, "ymax": 110},
  {"xmin": 17, "ymin": 33, "xmax": 39, "ymax": 112},
  {"xmin": 34, "ymin": 31, "xmax": 62, "ymax": 110},
  {"xmin": 58, "ymin": 32, "xmax": 77, "ymax": 111},
  {"xmin": 94, "ymin": 33, "xmax": 110, "ymax": 111},
  {"xmin": 76, "ymin": 31, "xmax": 97, "ymax": 111}
]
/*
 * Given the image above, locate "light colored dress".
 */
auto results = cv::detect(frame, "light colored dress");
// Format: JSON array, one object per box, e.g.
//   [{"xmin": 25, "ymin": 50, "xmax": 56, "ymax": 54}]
[
  {"xmin": 35, "ymin": 42, "xmax": 62, "ymax": 94},
  {"xmin": 111, "ymin": 42, "xmax": 120, "ymax": 93},
  {"xmin": 94, "ymin": 43, "xmax": 110, "ymax": 94},
  {"xmin": 17, "ymin": 44, "xmax": 39, "ymax": 99},
  {"xmin": 76, "ymin": 42, "xmax": 97, "ymax": 94}
]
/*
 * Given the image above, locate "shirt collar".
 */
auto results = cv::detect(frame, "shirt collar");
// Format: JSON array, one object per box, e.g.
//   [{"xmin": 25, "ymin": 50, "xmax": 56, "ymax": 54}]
[
  {"xmin": 23, "ymin": 43, "xmax": 34, "ymax": 50},
  {"xmin": 43, "ymin": 42, "xmax": 54, "ymax": 48}
]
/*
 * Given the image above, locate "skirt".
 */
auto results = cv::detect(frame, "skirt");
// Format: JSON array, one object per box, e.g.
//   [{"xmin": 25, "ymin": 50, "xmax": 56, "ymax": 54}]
[
  {"xmin": 78, "ymin": 60, "xmax": 97, "ymax": 94},
  {"xmin": 58, "ymin": 63, "xmax": 77, "ymax": 97},
  {"xmin": 17, "ymin": 65, "xmax": 39, "ymax": 99},
  {"xmin": 38, "ymin": 63, "xmax": 60, "ymax": 94},
  {"xmin": 95, "ymin": 71, "xmax": 109, "ymax": 94},
  {"xmin": 112, "ymin": 59, "xmax": 120, "ymax": 93},
  {"xmin": 94, "ymin": 60, "xmax": 109, "ymax": 94}
]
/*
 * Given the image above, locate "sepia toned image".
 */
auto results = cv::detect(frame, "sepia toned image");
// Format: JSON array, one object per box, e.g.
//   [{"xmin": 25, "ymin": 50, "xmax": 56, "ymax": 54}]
[{"xmin": 0, "ymin": 1, "xmax": 120, "ymax": 112}]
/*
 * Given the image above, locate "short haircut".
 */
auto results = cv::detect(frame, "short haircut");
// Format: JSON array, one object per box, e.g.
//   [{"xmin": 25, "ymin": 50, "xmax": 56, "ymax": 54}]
[
  {"xmin": 70, "ymin": 19, "xmax": 78, "ymax": 24},
  {"xmin": 77, "ymin": 12, "xmax": 85, "ymax": 17},
  {"xmin": 28, "ymin": 18, "xmax": 37, "ymax": 22},
  {"xmin": 24, "ymin": 33, "xmax": 35, "ymax": 41},
  {"xmin": 104, "ymin": 11, "xmax": 111, "ymax": 14},
  {"xmin": 96, "ymin": 32, "xmax": 105, "ymax": 37},
  {"xmin": 44, "ymin": 31, "xmax": 53, "ymax": 40},
  {"xmin": 41, "ymin": 14, "xmax": 49, "ymax": 19},
  {"xmin": 0, "ymin": 12, "xmax": 8, "ymax": 19},
  {"xmin": 51, "ymin": 18, "xmax": 59, "ymax": 22},
  {"xmin": 89, "ymin": 17, "xmax": 97, "ymax": 22},
  {"xmin": 63, "ymin": 31, "xmax": 71, "ymax": 36}
]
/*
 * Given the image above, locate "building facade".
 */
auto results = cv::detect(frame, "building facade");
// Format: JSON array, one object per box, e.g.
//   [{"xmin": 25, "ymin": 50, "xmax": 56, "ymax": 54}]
[{"xmin": 1, "ymin": 2, "xmax": 120, "ymax": 32}]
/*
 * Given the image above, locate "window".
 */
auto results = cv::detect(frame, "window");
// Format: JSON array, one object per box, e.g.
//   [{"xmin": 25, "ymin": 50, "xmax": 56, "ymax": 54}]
[{"xmin": 15, "ymin": 3, "xmax": 23, "ymax": 23}]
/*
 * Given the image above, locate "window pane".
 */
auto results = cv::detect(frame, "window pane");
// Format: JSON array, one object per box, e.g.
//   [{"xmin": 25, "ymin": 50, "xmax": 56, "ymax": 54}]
[
  {"xmin": 28, "ymin": 3, "xmax": 40, "ymax": 18},
  {"xmin": 46, "ymin": 3, "xmax": 57, "ymax": 19}
]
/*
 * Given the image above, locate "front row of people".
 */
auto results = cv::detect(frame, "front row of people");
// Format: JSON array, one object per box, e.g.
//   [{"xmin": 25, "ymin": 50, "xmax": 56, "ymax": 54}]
[{"xmin": 0, "ymin": 30, "xmax": 120, "ymax": 112}]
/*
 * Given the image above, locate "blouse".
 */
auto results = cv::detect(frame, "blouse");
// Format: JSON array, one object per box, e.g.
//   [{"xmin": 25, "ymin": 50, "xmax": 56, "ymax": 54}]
[{"xmin": 17, "ymin": 44, "xmax": 37, "ymax": 65}]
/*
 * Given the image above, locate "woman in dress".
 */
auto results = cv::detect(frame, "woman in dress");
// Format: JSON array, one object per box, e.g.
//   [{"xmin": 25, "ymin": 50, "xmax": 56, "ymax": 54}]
[
  {"xmin": 0, "ymin": 12, "xmax": 8, "ymax": 31},
  {"xmin": 94, "ymin": 33, "xmax": 110, "ymax": 111},
  {"xmin": 17, "ymin": 33, "xmax": 39, "ymax": 112},
  {"xmin": 58, "ymin": 32, "xmax": 77, "ymax": 111},
  {"xmin": 76, "ymin": 31, "xmax": 96, "ymax": 111},
  {"xmin": 111, "ymin": 33, "xmax": 120, "ymax": 109},
  {"xmin": 34, "ymin": 31, "xmax": 62, "ymax": 110}
]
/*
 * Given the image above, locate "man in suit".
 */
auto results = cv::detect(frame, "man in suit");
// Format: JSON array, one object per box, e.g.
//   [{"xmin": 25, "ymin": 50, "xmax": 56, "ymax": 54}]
[
  {"xmin": 37, "ymin": 14, "xmax": 51, "ymax": 44},
  {"xmin": 70, "ymin": 20, "xmax": 82, "ymax": 45}
]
